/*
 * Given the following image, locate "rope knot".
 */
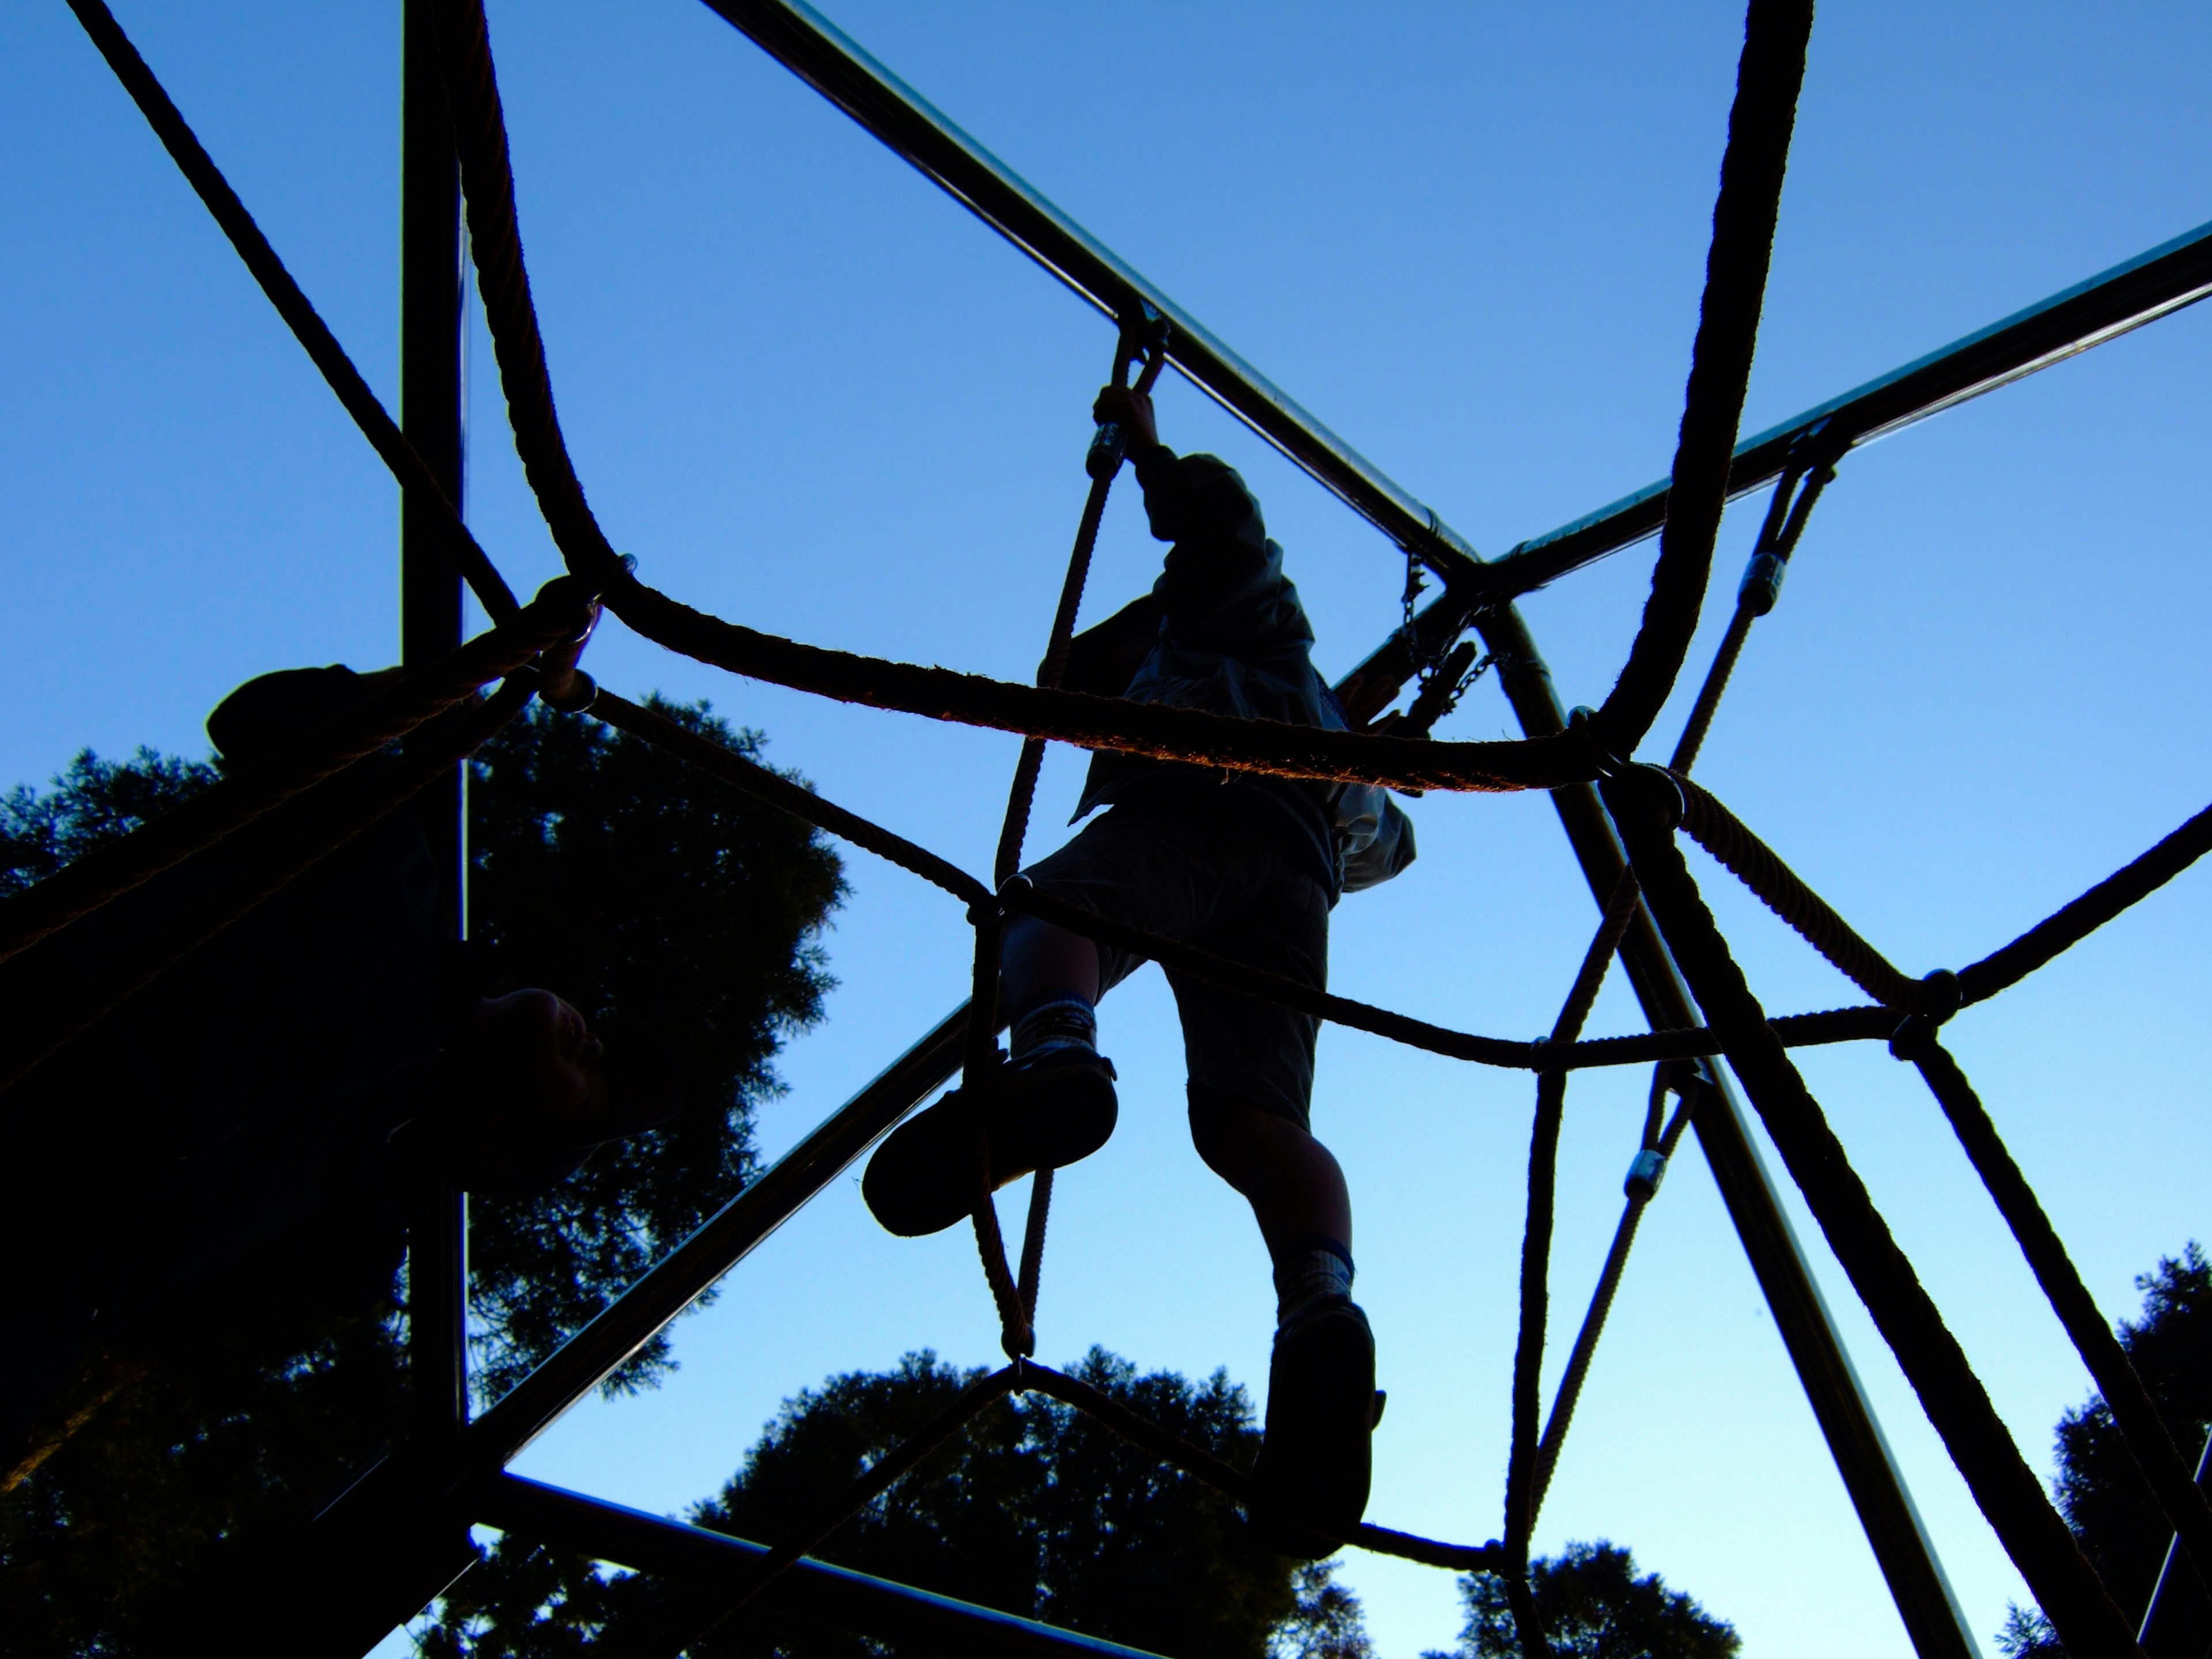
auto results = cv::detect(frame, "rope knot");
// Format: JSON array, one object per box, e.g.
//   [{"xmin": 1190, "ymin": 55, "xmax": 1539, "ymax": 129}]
[{"xmin": 1888, "ymin": 970, "xmax": 1962, "ymax": 1062}]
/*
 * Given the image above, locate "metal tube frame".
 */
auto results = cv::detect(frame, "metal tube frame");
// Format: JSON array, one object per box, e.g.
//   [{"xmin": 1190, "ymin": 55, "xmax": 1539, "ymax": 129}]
[
  {"xmin": 399, "ymin": 0, "xmax": 470, "ymax": 1452},
  {"xmin": 277, "ymin": 5, "xmax": 2212, "ymax": 1652}
]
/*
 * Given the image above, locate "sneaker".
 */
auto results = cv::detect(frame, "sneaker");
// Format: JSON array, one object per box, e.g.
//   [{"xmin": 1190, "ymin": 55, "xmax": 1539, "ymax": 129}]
[
  {"xmin": 1251, "ymin": 1297, "xmax": 1378, "ymax": 1558},
  {"xmin": 861, "ymin": 1048, "xmax": 1118, "ymax": 1238}
]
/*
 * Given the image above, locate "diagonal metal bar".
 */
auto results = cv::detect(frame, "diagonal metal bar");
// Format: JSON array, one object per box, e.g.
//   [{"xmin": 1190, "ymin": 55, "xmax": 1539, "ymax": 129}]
[
  {"xmin": 694, "ymin": 0, "xmax": 1480, "ymax": 586},
  {"xmin": 1474, "ymin": 603, "xmax": 1979, "ymax": 1659},
  {"xmin": 695, "ymin": 0, "xmax": 2212, "ymax": 617},
  {"xmin": 479, "ymin": 1472, "xmax": 1179, "ymax": 1659},
  {"xmin": 466, "ymin": 1003, "xmax": 975, "ymax": 1467},
  {"xmin": 1491, "ymin": 219, "xmax": 2212, "ymax": 598}
]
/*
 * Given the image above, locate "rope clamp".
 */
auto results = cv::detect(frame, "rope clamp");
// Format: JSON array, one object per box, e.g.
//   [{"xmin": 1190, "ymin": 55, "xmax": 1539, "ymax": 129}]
[{"xmin": 1625, "ymin": 1149, "xmax": 1668, "ymax": 1202}]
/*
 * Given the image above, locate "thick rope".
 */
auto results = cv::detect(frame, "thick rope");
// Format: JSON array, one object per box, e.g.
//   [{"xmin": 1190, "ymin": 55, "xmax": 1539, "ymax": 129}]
[
  {"xmin": 64, "ymin": 0, "xmax": 520, "ymax": 623},
  {"xmin": 1590, "ymin": 0, "xmax": 1815, "ymax": 759},
  {"xmin": 431, "ymin": 0, "xmax": 623, "ymax": 586},
  {"xmin": 1903, "ymin": 1037, "xmax": 2212, "ymax": 1586},
  {"xmin": 1672, "ymin": 772, "xmax": 1934, "ymax": 1009},
  {"xmin": 421, "ymin": 0, "xmax": 1581, "ymax": 803},
  {"xmin": 0, "ymin": 589, "xmax": 585, "ymax": 969},
  {"xmin": 607, "ymin": 574, "xmax": 1585, "ymax": 795},
  {"xmin": 0, "ymin": 683, "xmax": 533, "ymax": 1102},
  {"xmin": 1606, "ymin": 767, "xmax": 2143, "ymax": 1658},
  {"xmin": 1958, "ymin": 795, "xmax": 2212, "ymax": 1006}
]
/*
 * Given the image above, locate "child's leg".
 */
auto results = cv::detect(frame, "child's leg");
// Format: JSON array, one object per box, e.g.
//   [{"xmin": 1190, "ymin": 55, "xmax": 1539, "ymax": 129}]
[
  {"xmin": 1186, "ymin": 1088, "xmax": 1351, "ymax": 1259},
  {"xmin": 999, "ymin": 914, "xmax": 1101, "ymax": 1022}
]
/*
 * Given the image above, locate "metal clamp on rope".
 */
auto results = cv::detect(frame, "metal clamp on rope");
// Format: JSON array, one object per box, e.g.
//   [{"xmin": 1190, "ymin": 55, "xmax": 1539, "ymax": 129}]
[
  {"xmin": 1087, "ymin": 307, "xmax": 1169, "ymax": 480},
  {"xmin": 1624, "ymin": 1148, "xmax": 1668, "ymax": 1202},
  {"xmin": 1887, "ymin": 968, "xmax": 1962, "ymax": 1062},
  {"xmin": 1738, "ymin": 548, "xmax": 1789, "ymax": 618},
  {"xmin": 529, "ymin": 574, "xmax": 606, "ymax": 713}
]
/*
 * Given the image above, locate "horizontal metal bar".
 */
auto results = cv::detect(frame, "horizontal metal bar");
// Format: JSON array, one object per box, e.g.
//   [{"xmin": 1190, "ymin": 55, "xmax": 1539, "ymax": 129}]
[
  {"xmin": 695, "ymin": 0, "xmax": 1481, "ymax": 586},
  {"xmin": 1487, "ymin": 217, "xmax": 2212, "ymax": 596},
  {"xmin": 465, "ymin": 1002, "xmax": 972, "ymax": 1468},
  {"xmin": 481, "ymin": 1472, "xmax": 1176, "ymax": 1659}
]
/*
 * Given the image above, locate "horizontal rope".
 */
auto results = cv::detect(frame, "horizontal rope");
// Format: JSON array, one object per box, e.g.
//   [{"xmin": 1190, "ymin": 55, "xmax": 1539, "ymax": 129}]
[
  {"xmin": 606, "ymin": 578, "xmax": 1588, "ymax": 796},
  {"xmin": 0, "ymin": 590, "xmax": 586, "ymax": 970},
  {"xmin": 1006, "ymin": 879, "xmax": 1889, "ymax": 1071}
]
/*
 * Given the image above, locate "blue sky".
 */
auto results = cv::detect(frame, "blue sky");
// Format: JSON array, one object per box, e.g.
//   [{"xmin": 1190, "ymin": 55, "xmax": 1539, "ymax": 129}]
[{"xmin": 6, "ymin": 3, "xmax": 2212, "ymax": 1654}]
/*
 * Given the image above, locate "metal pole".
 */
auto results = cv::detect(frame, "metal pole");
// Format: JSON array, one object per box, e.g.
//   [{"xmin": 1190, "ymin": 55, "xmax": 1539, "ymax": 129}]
[
  {"xmin": 480, "ymin": 1474, "xmax": 1176, "ymax": 1659},
  {"xmin": 400, "ymin": 0, "xmax": 469, "ymax": 1449},
  {"xmin": 1474, "ymin": 601, "xmax": 1979, "ymax": 1659},
  {"xmin": 2138, "ymin": 1429, "xmax": 2212, "ymax": 1656}
]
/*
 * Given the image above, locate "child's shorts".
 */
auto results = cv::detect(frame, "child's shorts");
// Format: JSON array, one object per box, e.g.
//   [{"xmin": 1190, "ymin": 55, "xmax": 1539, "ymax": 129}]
[{"xmin": 1020, "ymin": 791, "xmax": 1330, "ymax": 1131}]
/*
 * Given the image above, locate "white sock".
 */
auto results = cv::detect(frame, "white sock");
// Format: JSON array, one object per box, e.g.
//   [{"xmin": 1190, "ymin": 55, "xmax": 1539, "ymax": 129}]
[
  {"xmin": 1009, "ymin": 994, "xmax": 1097, "ymax": 1066},
  {"xmin": 1274, "ymin": 1239, "xmax": 1354, "ymax": 1325}
]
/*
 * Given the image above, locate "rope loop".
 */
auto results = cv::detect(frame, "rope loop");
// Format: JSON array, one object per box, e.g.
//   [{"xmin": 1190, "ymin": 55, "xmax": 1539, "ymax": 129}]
[{"xmin": 1888, "ymin": 969, "xmax": 1963, "ymax": 1062}]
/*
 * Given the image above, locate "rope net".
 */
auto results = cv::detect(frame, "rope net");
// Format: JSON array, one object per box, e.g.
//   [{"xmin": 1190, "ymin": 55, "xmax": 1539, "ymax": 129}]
[{"xmin": 21, "ymin": 1, "xmax": 2210, "ymax": 1653}]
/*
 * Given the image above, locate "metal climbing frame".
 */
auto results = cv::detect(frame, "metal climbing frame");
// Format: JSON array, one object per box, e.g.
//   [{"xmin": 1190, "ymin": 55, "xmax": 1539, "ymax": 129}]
[{"xmin": 28, "ymin": 0, "xmax": 2212, "ymax": 1654}]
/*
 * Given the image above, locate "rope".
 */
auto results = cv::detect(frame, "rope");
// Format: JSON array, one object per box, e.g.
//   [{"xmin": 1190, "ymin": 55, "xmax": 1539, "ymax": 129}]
[
  {"xmin": 1502, "ymin": 1067, "xmax": 1564, "ymax": 1659},
  {"xmin": 983, "ymin": 333, "xmax": 1166, "ymax": 1354},
  {"xmin": 1014, "ymin": 1363, "xmax": 1502, "ymax": 1573},
  {"xmin": 0, "ymin": 588, "xmax": 586, "ymax": 969},
  {"xmin": 430, "ymin": 0, "xmax": 623, "ymax": 587},
  {"xmin": 63, "ymin": 0, "xmax": 520, "ymax": 623},
  {"xmin": 1902, "ymin": 1036, "xmax": 2212, "ymax": 1587},
  {"xmin": 1958, "ymin": 794, "xmax": 2212, "ymax": 1006},
  {"xmin": 1605, "ymin": 766, "xmax": 2145, "ymax": 1659},
  {"xmin": 1671, "ymin": 772, "xmax": 1936, "ymax": 1009},
  {"xmin": 1013, "ymin": 877, "xmax": 1896, "ymax": 1070},
  {"xmin": 605, "ymin": 574, "xmax": 1586, "ymax": 795},
  {"xmin": 1531, "ymin": 1073, "xmax": 1699, "ymax": 1516},
  {"xmin": 0, "ymin": 683, "xmax": 534, "ymax": 1102},
  {"xmin": 1590, "ymin": 0, "xmax": 1814, "ymax": 760},
  {"xmin": 588, "ymin": 691, "xmax": 990, "ymax": 908}
]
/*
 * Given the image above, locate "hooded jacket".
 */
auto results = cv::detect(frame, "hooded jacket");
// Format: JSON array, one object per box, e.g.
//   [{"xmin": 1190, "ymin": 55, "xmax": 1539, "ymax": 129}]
[{"xmin": 1075, "ymin": 446, "xmax": 1415, "ymax": 897}]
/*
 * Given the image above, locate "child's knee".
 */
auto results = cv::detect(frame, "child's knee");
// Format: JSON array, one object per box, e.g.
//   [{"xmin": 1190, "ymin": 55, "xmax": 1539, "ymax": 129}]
[{"xmin": 1187, "ymin": 1081, "xmax": 1289, "ymax": 1182}]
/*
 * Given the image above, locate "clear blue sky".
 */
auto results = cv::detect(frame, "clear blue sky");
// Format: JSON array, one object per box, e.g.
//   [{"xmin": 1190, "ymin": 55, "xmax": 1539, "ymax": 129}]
[{"xmin": 6, "ymin": 3, "xmax": 2211, "ymax": 1654}]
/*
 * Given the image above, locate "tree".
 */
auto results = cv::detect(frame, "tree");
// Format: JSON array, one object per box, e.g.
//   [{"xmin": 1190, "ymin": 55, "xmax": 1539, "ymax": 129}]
[
  {"xmin": 1997, "ymin": 1243, "xmax": 2212, "ymax": 1657},
  {"xmin": 423, "ymin": 1348, "xmax": 1376, "ymax": 1659},
  {"xmin": 1429, "ymin": 1541, "xmax": 1739, "ymax": 1659},
  {"xmin": 0, "ymin": 696, "xmax": 843, "ymax": 1656}
]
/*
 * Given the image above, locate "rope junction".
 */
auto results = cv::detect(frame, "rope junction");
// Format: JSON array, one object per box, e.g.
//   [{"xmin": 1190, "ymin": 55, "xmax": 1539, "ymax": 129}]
[{"xmin": 20, "ymin": 1, "xmax": 2212, "ymax": 1654}]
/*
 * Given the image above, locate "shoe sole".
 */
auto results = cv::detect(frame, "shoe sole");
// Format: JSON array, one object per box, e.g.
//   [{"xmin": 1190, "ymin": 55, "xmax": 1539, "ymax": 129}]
[
  {"xmin": 1252, "ymin": 1301, "xmax": 1377, "ymax": 1558},
  {"xmin": 862, "ymin": 1062, "xmax": 1118, "ymax": 1238}
]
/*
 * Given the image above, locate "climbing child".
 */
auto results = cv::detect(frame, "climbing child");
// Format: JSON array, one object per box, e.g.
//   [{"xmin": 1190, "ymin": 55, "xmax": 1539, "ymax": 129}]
[
  {"xmin": 863, "ymin": 381, "xmax": 1416, "ymax": 1556},
  {"xmin": 0, "ymin": 664, "xmax": 677, "ymax": 1467}
]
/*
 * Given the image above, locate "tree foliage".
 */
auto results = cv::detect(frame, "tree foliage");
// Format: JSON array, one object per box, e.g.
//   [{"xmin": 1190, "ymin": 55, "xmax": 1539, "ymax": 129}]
[
  {"xmin": 423, "ymin": 1349, "xmax": 1375, "ymax": 1659},
  {"xmin": 1998, "ymin": 1243, "xmax": 2212, "ymax": 1657},
  {"xmin": 464, "ymin": 700, "xmax": 844, "ymax": 1399},
  {"xmin": 1429, "ymin": 1541, "xmax": 1739, "ymax": 1659},
  {"xmin": 0, "ymin": 696, "xmax": 842, "ymax": 1656}
]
